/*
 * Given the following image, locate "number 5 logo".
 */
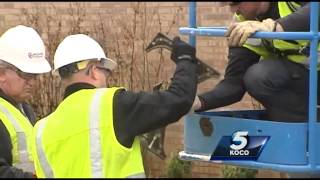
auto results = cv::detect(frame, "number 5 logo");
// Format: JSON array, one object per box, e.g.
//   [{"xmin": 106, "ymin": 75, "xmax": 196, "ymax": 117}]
[{"xmin": 230, "ymin": 131, "xmax": 248, "ymax": 150}]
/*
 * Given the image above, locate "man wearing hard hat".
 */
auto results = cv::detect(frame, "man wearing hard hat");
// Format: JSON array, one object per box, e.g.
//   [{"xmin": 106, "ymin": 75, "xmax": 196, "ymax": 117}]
[
  {"xmin": 31, "ymin": 34, "xmax": 197, "ymax": 178},
  {"xmin": 0, "ymin": 25, "xmax": 51, "ymax": 178}
]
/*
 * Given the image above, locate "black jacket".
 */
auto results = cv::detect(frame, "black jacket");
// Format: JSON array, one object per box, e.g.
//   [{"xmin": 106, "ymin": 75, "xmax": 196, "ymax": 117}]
[
  {"xmin": 0, "ymin": 90, "xmax": 35, "ymax": 178},
  {"xmin": 63, "ymin": 59, "xmax": 197, "ymax": 148},
  {"xmin": 198, "ymin": 2, "xmax": 311, "ymax": 111}
]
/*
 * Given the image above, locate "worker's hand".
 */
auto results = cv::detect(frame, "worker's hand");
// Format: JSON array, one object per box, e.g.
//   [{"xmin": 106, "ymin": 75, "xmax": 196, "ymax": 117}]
[
  {"xmin": 225, "ymin": 18, "xmax": 277, "ymax": 47},
  {"xmin": 171, "ymin": 36, "xmax": 196, "ymax": 64}
]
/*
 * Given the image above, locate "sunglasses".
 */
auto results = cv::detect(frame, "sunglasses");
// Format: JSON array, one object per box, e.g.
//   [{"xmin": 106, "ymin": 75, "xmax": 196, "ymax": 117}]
[
  {"xmin": 79, "ymin": 58, "xmax": 113, "ymax": 70},
  {"xmin": 85, "ymin": 63, "xmax": 111, "ymax": 76}
]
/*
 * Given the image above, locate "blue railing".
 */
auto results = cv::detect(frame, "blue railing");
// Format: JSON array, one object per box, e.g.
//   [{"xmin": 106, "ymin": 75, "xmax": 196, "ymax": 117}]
[{"xmin": 181, "ymin": 2, "xmax": 319, "ymax": 172}]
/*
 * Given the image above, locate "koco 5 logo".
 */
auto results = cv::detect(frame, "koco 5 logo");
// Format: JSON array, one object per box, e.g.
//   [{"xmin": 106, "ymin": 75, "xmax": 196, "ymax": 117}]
[
  {"xmin": 230, "ymin": 131, "xmax": 249, "ymax": 156},
  {"xmin": 210, "ymin": 131, "xmax": 269, "ymax": 161}
]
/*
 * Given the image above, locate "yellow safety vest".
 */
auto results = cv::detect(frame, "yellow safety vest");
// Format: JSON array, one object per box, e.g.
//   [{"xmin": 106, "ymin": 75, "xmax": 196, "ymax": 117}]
[
  {"xmin": 32, "ymin": 87, "xmax": 145, "ymax": 178},
  {"xmin": 0, "ymin": 97, "xmax": 34, "ymax": 172},
  {"xmin": 236, "ymin": 2, "xmax": 319, "ymax": 67}
]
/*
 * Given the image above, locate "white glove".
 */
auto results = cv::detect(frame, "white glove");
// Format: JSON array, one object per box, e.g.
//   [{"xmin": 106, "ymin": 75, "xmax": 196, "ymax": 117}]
[{"xmin": 225, "ymin": 18, "xmax": 277, "ymax": 47}]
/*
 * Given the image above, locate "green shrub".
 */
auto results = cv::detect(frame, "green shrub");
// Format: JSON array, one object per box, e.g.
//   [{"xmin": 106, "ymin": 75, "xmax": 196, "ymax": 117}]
[
  {"xmin": 166, "ymin": 154, "xmax": 192, "ymax": 178},
  {"xmin": 222, "ymin": 165, "xmax": 258, "ymax": 178}
]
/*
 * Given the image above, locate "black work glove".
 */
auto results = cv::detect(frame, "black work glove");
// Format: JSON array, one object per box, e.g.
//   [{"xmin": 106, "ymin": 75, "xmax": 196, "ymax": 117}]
[{"xmin": 170, "ymin": 36, "xmax": 196, "ymax": 64}]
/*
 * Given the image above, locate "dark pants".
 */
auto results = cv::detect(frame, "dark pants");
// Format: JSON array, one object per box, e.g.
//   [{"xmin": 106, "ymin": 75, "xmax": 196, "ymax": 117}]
[{"xmin": 243, "ymin": 58, "xmax": 316, "ymax": 122}]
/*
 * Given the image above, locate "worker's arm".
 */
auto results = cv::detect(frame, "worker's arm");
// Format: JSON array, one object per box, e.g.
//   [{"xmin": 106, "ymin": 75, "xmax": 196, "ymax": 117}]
[
  {"xmin": 113, "ymin": 37, "xmax": 197, "ymax": 148},
  {"xmin": 226, "ymin": 2, "xmax": 310, "ymax": 47},
  {"xmin": 195, "ymin": 2, "xmax": 311, "ymax": 110},
  {"xmin": 0, "ymin": 121, "xmax": 34, "ymax": 178},
  {"xmin": 276, "ymin": 3, "xmax": 311, "ymax": 32},
  {"xmin": 0, "ymin": 159, "xmax": 34, "ymax": 178},
  {"xmin": 196, "ymin": 47, "xmax": 260, "ymax": 112}
]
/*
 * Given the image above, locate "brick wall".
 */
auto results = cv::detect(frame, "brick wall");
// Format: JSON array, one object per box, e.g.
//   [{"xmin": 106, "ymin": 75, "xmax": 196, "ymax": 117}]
[{"xmin": 0, "ymin": 2, "xmax": 283, "ymax": 178}]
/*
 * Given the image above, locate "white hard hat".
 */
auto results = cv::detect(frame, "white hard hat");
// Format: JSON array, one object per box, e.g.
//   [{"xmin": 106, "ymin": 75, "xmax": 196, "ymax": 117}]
[
  {"xmin": 53, "ymin": 34, "xmax": 117, "ymax": 71},
  {"xmin": 0, "ymin": 25, "xmax": 51, "ymax": 73}
]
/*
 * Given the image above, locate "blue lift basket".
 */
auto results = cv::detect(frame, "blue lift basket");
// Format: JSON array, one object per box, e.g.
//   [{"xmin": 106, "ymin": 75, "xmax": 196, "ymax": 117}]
[{"xmin": 179, "ymin": 2, "xmax": 320, "ymax": 173}]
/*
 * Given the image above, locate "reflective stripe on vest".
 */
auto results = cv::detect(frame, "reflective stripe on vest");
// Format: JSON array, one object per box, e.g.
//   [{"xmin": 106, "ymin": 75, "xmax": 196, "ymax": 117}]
[
  {"xmin": 36, "ymin": 118, "xmax": 54, "ymax": 177},
  {"xmin": 89, "ymin": 89, "xmax": 105, "ymax": 178},
  {"xmin": 36, "ymin": 89, "xmax": 107, "ymax": 178},
  {"xmin": 0, "ymin": 104, "xmax": 32, "ymax": 170},
  {"xmin": 34, "ymin": 88, "xmax": 145, "ymax": 177}
]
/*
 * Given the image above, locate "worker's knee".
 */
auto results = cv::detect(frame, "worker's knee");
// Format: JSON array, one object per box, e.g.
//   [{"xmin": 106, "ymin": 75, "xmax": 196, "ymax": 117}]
[
  {"xmin": 243, "ymin": 62, "xmax": 270, "ymax": 96},
  {"xmin": 243, "ymin": 60, "xmax": 289, "ymax": 98}
]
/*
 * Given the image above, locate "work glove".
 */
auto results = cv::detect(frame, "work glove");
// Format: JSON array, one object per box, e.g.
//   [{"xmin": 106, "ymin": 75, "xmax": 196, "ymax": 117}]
[
  {"xmin": 170, "ymin": 36, "xmax": 196, "ymax": 64},
  {"xmin": 225, "ymin": 18, "xmax": 277, "ymax": 47}
]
